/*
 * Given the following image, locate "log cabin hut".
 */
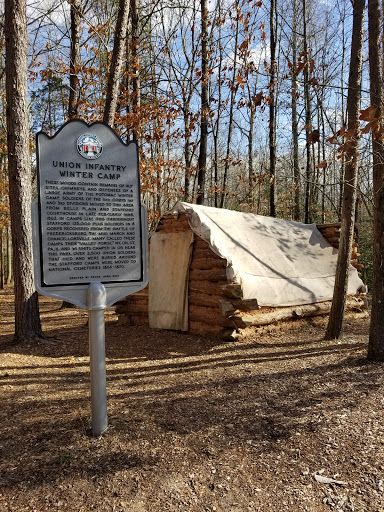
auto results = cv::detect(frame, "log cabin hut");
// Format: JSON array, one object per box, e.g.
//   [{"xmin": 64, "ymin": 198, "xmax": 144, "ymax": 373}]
[{"xmin": 116, "ymin": 202, "xmax": 367, "ymax": 340}]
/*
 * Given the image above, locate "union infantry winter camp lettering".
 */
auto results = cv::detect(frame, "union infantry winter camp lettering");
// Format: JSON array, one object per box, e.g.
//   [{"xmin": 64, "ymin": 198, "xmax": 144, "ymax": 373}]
[{"xmin": 52, "ymin": 160, "xmax": 127, "ymax": 180}]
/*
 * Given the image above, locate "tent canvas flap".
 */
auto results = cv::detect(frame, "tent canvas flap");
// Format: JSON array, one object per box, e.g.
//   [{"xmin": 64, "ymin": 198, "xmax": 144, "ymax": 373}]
[{"xmin": 148, "ymin": 231, "xmax": 194, "ymax": 330}]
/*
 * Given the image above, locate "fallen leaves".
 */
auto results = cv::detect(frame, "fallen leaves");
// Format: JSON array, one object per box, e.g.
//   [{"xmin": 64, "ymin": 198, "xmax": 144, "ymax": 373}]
[{"xmin": 0, "ymin": 288, "xmax": 382, "ymax": 511}]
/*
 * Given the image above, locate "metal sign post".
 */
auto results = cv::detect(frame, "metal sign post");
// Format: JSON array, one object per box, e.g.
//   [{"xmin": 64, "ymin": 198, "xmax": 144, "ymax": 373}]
[
  {"xmin": 32, "ymin": 120, "xmax": 148, "ymax": 436},
  {"xmin": 87, "ymin": 282, "xmax": 108, "ymax": 436}
]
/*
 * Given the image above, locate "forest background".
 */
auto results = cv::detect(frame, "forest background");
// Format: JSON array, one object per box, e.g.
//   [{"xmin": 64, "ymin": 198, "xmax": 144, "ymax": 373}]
[
  {"xmin": 0, "ymin": 0, "xmax": 383, "ymax": 346},
  {"xmin": 0, "ymin": 0, "xmax": 377, "ymax": 283}
]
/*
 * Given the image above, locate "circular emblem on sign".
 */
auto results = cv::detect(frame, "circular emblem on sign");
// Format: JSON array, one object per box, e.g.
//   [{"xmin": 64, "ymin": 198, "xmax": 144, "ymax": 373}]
[{"xmin": 77, "ymin": 134, "xmax": 103, "ymax": 159}]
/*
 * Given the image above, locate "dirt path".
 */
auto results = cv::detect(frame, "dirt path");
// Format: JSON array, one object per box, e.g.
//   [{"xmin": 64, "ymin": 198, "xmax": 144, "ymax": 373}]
[{"xmin": 0, "ymin": 288, "xmax": 383, "ymax": 511}]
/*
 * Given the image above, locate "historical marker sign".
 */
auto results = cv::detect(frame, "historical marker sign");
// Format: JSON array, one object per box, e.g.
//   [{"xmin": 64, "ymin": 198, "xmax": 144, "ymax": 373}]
[
  {"xmin": 32, "ymin": 119, "xmax": 148, "ymax": 308},
  {"xmin": 32, "ymin": 120, "xmax": 148, "ymax": 435}
]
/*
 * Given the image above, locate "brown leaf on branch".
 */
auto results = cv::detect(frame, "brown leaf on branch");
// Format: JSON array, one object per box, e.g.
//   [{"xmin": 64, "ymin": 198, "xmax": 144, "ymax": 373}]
[
  {"xmin": 308, "ymin": 129, "xmax": 320, "ymax": 144},
  {"xmin": 345, "ymin": 127, "xmax": 358, "ymax": 138},
  {"xmin": 239, "ymin": 40, "xmax": 249, "ymax": 52},
  {"xmin": 310, "ymin": 59, "xmax": 316, "ymax": 74},
  {"xmin": 360, "ymin": 105, "xmax": 378, "ymax": 122},
  {"xmin": 361, "ymin": 120, "xmax": 379, "ymax": 134},
  {"xmin": 253, "ymin": 91, "xmax": 264, "ymax": 106}
]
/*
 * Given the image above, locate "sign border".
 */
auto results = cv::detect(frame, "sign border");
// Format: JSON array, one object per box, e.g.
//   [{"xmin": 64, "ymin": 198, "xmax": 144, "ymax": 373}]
[{"xmin": 36, "ymin": 119, "xmax": 144, "ymax": 288}]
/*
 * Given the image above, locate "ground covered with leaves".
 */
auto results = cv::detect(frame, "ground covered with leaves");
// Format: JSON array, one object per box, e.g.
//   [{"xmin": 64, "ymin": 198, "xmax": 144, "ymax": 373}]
[{"xmin": 0, "ymin": 287, "xmax": 383, "ymax": 511}]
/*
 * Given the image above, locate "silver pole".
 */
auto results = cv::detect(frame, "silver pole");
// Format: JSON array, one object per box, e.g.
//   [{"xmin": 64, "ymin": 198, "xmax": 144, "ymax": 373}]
[{"xmin": 87, "ymin": 282, "xmax": 108, "ymax": 436}]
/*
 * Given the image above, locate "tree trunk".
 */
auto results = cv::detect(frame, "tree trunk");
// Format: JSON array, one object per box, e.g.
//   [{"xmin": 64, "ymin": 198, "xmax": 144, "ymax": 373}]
[
  {"xmin": 6, "ymin": 226, "xmax": 12, "ymax": 285},
  {"xmin": 291, "ymin": 0, "xmax": 300, "ymax": 221},
  {"xmin": 103, "ymin": 0, "xmax": 130, "ymax": 127},
  {"xmin": 220, "ymin": 0, "xmax": 239, "ymax": 209},
  {"xmin": 320, "ymin": 82, "xmax": 327, "ymax": 223},
  {"xmin": 5, "ymin": 0, "xmax": 43, "ymax": 342},
  {"xmin": 130, "ymin": 0, "xmax": 141, "ymax": 143},
  {"xmin": 303, "ymin": 0, "xmax": 312, "ymax": 224},
  {"xmin": 60, "ymin": 0, "xmax": 84, "ymax": 312},
  {"xmin": 213, "ymin": 0, "xmax": 223, "ymax": 208},
  {"xmin": 0, "ymin": 230, "xmax": 4, "ymax": 290},
  {"xmin": 269, "ymin": 0, "xmax": 277, "ymax": 217},
  {"xmin": 338, "ymin": 12, "xmax": 347, "ymax": 221},
  {"xmin": 325, "ymin": 0, "xmax": 365, "ymax": 340},
  {"xmin": 212, "ymin": 111, "xmax": 219, "ymax": 207},
  {"xmin": 183, "ymin": 106, "xmax": 191, "ymax": 201},
  {"xmin": 367, "ymin": 0, "xmax": 384, "ymax": 360},
  {"xmin": 196, "ymin": 0, "xmax": 209, "ymax": 205},
  {"xmin": 68, "ymin": 0, "xmax": 81, "ymax": 119},
  {"xmin": 248, "ymin": 106, "xmax": 255, "ymax": 206}
]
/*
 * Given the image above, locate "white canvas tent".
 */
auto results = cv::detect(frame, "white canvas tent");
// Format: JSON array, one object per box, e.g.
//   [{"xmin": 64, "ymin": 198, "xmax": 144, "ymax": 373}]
[
  {"xmin": 117, "ymin": 202, "xmax": 366, "ymax": 338},
  {"xmin": 167, "ymin": 202, "xmax": 364, "ymax": 307}
]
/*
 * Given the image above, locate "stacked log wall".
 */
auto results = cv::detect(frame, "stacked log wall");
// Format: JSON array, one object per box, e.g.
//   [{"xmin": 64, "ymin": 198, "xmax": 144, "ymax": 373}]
[
  {"xmin": 188, "ymin": 235, "xmax": 236, "ymax": 338},
  {"xmin": 316, "ymin": 223, "xmax": 363, "ymax": 272},
  {"xmin": 115, "ymin": 288, "xmax": 149, "ymax": 325}
]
